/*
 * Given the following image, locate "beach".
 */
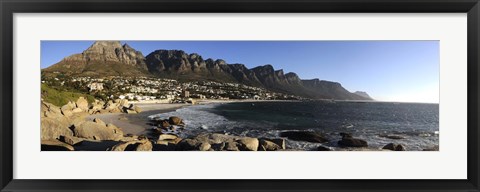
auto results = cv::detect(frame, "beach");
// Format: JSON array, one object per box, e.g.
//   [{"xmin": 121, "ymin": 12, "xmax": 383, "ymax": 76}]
[{"xmin": 85, "ymin": 103, "xmax": 187, "ymax": 135}]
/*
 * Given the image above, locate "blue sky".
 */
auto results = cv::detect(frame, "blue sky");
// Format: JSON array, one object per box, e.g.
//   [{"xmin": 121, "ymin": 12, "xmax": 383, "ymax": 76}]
[{"xmin": 41, "ymin": 41, "xmax": 439, "ymax": 103}]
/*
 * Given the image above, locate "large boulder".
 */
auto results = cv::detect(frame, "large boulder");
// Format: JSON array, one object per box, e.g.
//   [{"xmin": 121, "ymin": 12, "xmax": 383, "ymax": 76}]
[
  {"xmin": 72, "ymin": 119, "xmax": 123, "ymax": 141},
  {"xmin": 280, "ymin": 131, "xmax": 329, "ymax": 143},
  {"xmin": 104, "ymin": 100, "xmax": 119, "ymax": 110},
  {"xmin": 60, "ymin": 101, "xmax": 76, "ymax": 117},
  {"xmin": 337, "ymin": 133, "xmax": 368, "ymax": 148},
  {"xmin": 258, "ymin": 139, "xmax": 282, "ymax": 151},
  {"xmin": 72, "ymin": 108, "xmax": 83, "ymax": 113},
  {"xmin": 75, "ymin": 97, "xmax": 89, "ymax": 111},
  {"xmin": 110, "ymin": 139, "xmax": 152, "ymax": 151},
  {"xmin": 176, "ymin": 139, "xmax": 201, "ymax": 150},
  {"xmin": 41, "ymin": 117, "xmax": 74, "ymax": 140},
  {"xmin": 236, "ymin": 137, "xmax": 259, "ymax": 151},
  {"xmin": 41, "ymin": 139, "xmax": 74, "ymax": 151},
  {"xmin": 382, "ymin": 143, "xmax": 406, "ymax": 151},
  {"xmin": 42, "ymin": 102, "xmax": 63, "ymax": 118},
  {"xmin": 158, "ymin": 134, "xmax": 178, "ymax": 141},
  {"xmin": 199, "ymin": 142, "xmax": 211, "ymax": 151},
  {"xmin": 168, "ymin": 116, "xmax": 184, "ymax": 125},
  {"xmin": 225, "ymin": 141, "xmax": 239, "ymax": 151}
]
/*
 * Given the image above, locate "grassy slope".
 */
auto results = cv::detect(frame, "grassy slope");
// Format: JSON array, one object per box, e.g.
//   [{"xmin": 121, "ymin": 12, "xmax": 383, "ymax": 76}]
[{"xmin": 41, "ymin": 84, "xmax": 95, "ymax": 107}]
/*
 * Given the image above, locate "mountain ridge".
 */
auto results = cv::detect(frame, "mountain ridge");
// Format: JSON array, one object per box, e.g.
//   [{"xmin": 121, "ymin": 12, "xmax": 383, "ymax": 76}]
[{"xmin": 43, "ymin": 41, "xmax": 373, "ymax": 100}]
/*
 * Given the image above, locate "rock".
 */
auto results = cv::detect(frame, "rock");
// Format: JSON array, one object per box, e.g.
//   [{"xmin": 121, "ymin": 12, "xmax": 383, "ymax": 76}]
[
  {"xmin": 236, "ymin": 137, "xmax": 259, "ymax": 151},
  {"xmin": 133, "ymin": 105, "xmax": 142, "ymax": 113},
  {"xmin": 158, "ymin": 120, "xmax": 171, "ymax": 128},
  {"xmin": 76, "ymin": 97, "xmax": 89, "ymax": 111},
  {"xmin": 41, "ymin": 117, "xmax": 73, "ymax": 140},
  {"xmin": 126, "ymin": 109, "xmax": 137, "ymax": 114},
  {"xmin": 110, "ymin": 139, "xmax": 152, "ymax": 151},
  {"xmin": 61, "ymin": 108, "xmax": 73, "ymax": 117},
  {"xmin": 395, "ymin": 144, "xmax": 406, "ymax": 151},
  {"xmin": 177, "ymin": 139, "xmax": 201, "ymax": 150},
  {"xmin": 42, "ymin": 102, "xmax": 64, "ymax": 118},
  {"xmin": 61, "ymin": 101, "xmax": 76, "ymax": 111},
  {"xmin": 118, "ymin": 99, "xmax": 129, "ymax": 107},
  {"xmin": 382, "ymin": 143, "xmax": 406, "ymax": 151},
  {"xmin": 104, "ymin": 100, "xmax": 119, "ymax": 110},
  {"xmin": 168, "ymin": 116, "xmax": 183, "ymax": 125},
  {"xmin": 91, "ymin": 104, "xmax": 103, "ymax": 111},
  {"xmin": 72, "ymin": 108, "xmax": 83, "ymax": 113},
  {"xmin": 225, "ymin": 141, "xmax": 239, "ymax": 151},
  {"xmin": 270, "ymin": 138, "xmax": 286, "ymax": 150},
  {"xmin": 280, "ymin": 131, "xmax": 329, "ymax": 143},
  {"xmin": 317, "ymin": 145, "xmax": 332, "ymax": 151},
  {"xmin": 93, "ymin": 118, "xmax": 106, "ymax": 126},
  {"xmin": 258, "ymin": 139, "xmax": 282, "ymax": 151},
  {"xmin": 211, "ymin": 142, "xmax": 226, "ymax": 151},
  {"xmin": 338, "ymin": 133, "xmax": 368, "ymax": 148},
  {"xmin": 72, "ymin": 120, "xmax": 123, "ymax": 141},
  {"xmin": 41, "ymin": 140, "xmax": 74, "ymax": 151},
  {"xmin": 158, "ymin": 134, "xmax": 178, "ymax": 141},
  {"xmin": 136, "ymin": 140, "xmax": 153, "ymax": 151},
  {"xmin": 59, "ymin": 135, "xmax": 84, "ymax": 145},
  {"xmin": 199, "ymin": 142, "xmax": 211, "ymax": 151},
  {"xmin": 109, "ymin": 107, "xmax": 122, "ymax": 113}
]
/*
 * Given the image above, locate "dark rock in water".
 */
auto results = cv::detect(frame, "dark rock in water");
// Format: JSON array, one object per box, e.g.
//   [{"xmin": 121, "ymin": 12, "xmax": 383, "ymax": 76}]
[
  {"xmin": 317, "ymin": 145, "xmax": 332, "ymax": 151},
  {"xmin": 280, "ymin": 131, "xmax": 329, "ymax": 143},
  {"xmin": 382, "ymin": 143, "xmax": 406, "ymax": 151},
  {"xmin": 159, "ymin": 120, "xmax": 171, "ymax": 129},
  {"xmin": 338, "ymin": 133, "xmax": 368, "ymax": 147},
  {"xmin": 168, "ymin": 116, "xmax": 184, "ymax": 125}
]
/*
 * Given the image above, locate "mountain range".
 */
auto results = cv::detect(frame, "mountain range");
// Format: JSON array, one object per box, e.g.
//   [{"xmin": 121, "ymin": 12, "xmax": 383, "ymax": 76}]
[{"xmin": 42, "ymin": 41, "xmax": 373, "ymax": 100}]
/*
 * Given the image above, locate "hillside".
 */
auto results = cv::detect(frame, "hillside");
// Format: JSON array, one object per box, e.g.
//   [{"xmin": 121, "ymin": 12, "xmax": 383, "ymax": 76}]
[{"xmin": 43, "ymin": 41, "xmax": 372, "ymax": 100}]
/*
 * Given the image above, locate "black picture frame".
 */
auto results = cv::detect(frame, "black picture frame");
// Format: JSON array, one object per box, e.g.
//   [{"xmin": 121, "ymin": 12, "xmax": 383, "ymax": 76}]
[{"xmin": 1, "ymin": 0, "xmax": 479, "ymax": 191}]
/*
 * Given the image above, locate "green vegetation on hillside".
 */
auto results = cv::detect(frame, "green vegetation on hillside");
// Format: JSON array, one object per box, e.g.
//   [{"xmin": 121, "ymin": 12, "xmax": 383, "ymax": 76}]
[{"xmin": 41, "ymin": 84, "xmax": 95, "ymax": 107}]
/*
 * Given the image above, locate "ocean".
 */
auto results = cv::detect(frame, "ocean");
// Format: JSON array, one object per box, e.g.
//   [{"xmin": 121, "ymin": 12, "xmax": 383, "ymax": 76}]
[{"xmin": 149, "ymin": 101, "xmax": 439, "ymax": 151}]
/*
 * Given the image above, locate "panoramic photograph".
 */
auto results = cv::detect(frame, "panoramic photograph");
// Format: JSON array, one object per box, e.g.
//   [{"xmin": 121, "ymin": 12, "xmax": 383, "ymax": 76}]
[{"xmin": 40, "ymin": 40, "xmax": 439, "ymax": 151}]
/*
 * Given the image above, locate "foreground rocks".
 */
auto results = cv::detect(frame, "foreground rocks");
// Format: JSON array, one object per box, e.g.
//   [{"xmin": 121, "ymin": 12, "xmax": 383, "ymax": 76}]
[
  {"xmin": 72, "ymin": 118, "xmax": 124, "ymax": 141},
  {"xmin": 53, "ymin": 97, "xmax": 142, "ymax": 116},
  {"xmin": 172, "ymin": 133, "xmax": 285, "ymax": 151}
]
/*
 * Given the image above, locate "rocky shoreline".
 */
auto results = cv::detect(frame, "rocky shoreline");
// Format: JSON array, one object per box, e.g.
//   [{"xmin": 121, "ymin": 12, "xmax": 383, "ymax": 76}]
[{"xmin": 41, "ymin": 98, "xmax": 438, "ymax": 151}]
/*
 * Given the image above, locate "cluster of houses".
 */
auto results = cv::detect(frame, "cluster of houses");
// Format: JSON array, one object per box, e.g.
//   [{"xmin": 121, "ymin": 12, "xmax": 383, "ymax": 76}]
[{"xmin": 43, "ymin": 76, "xmax": 301, "ymax": 103}]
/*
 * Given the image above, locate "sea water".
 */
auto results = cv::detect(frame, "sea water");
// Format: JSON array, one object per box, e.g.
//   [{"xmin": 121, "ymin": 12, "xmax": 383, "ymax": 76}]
[{"xmin": 149, "ymin": 101, "xmax": 439, "ymax": 151}]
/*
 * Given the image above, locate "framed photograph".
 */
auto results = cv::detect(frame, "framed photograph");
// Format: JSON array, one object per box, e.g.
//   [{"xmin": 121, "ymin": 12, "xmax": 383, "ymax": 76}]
[{"xmin": 1, "ymin": 0, "xmax": 479, "ymax": 191}]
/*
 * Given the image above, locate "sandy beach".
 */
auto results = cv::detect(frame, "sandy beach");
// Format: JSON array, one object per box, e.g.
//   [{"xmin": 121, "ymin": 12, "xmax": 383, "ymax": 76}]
[{"xmin": 85, "ymin": 103, "xmax": 188, "ymax": 135}]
